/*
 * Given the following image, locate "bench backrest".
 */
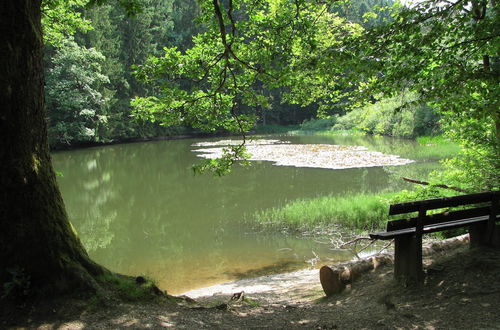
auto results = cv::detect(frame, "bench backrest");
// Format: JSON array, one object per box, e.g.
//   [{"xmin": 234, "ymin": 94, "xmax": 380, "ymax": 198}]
[
  {"xmin": 389, "ymin": 191, "xmax": 500, "ymax": 216},
  {"xmin": 386, "ymin": 191, "xmax": 500, "ymax": 232}
]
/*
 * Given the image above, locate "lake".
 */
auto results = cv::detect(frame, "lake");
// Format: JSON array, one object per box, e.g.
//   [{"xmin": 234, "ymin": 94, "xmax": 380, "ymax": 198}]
[{"xmin": 52, "ymin": 133, "xmax": 440, "ymax": 294}]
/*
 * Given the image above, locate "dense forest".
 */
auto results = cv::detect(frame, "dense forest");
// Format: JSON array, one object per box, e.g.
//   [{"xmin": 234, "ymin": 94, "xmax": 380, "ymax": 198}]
[
  {"xmin": 44, "ymin": 0, "xmax": 403, "ymax": 147},
  {"xmin": 43, "ymin": 0, "xmax": 498, "ymax": 193},
  {"xmin": 44, "ymin": 0, "xmax": 201, "ymax": 146}
]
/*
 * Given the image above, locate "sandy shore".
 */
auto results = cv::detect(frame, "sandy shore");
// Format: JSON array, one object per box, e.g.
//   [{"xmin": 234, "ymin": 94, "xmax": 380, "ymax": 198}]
[{"xmin": 183, "ymin": 268, "xmax": 323, "ymax": 303}]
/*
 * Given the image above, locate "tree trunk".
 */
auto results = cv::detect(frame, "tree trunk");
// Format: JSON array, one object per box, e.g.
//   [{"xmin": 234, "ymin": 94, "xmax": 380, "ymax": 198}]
[{"xmin": 0, "ymin": 0, "xmax": 107, "ymax": 298}]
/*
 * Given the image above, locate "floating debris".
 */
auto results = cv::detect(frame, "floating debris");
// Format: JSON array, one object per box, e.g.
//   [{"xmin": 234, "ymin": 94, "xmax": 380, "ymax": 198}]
[{"xmin": 192, "ymin": 140, "xmax": 413, "ymax": 170}]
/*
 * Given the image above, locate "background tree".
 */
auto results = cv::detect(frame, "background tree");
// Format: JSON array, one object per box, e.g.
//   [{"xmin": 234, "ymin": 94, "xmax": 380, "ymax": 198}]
[
  {"xmin": 73, "ymin": 0, "xmax": 196, "ymax": 142},
  {"xmin": 46, "ymin": 39, "xmax": 112, "ymax": 145},
  {"xmin": 41, "ymin": 0, "xmax": 93, "ymax": 46}
]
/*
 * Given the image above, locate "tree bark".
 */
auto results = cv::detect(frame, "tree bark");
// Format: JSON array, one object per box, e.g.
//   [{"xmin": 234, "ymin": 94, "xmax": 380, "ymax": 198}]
[{"xmin": 0, "ymin": 0, "xmax": 106, "ymax": 298}]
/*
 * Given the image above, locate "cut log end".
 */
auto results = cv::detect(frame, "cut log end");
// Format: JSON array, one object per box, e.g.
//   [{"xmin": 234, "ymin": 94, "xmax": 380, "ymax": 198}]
[{"xmin": 319, "ymin": 265, "xmax": 345, "ymax": 296}]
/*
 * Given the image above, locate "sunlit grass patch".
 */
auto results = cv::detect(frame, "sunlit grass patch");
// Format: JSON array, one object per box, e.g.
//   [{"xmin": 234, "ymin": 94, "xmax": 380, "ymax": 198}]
[
  {"xmin": 413, "ymin": 135, "xmax": 461, "ymax": 160},
  {"xmin": 300, "ymin": 117, "xmax": 337, "ymax": 131},
  {"xmin": 253, "ymin": 193, "xmax": 397, "ymax": 232}
]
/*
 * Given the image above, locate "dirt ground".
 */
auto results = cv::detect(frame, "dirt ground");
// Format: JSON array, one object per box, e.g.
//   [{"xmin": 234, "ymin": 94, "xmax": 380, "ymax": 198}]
[{"xmin": 3, "ymin": 235, "xmax": 500, "ymax": 329}]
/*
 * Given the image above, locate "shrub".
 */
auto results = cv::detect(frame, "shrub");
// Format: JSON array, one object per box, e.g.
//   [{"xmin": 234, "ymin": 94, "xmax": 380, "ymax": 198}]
[
  {"xmin": 300, "ymin": 117, "xmax": 337, "ymax": 131},
  {"xmin": 333, "ymin": 93, "xmax": 440, "ymax": 138}
]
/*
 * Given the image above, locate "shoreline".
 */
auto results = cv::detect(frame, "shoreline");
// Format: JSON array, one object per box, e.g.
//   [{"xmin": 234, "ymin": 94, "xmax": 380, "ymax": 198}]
[
  {"xmin": 49, "ymin": 127, "xmax": 299, "ymax": 152},
  {"xmin": 5, "ymin": 233, "xmax": 500, "ymax": 329},
  {"xmin": 182, "ymin": 268, "xmax": 322, "ymax": 303},
  {"xmin": 181, "ymin": 234, "xmax": 470, "ymax": 303}
]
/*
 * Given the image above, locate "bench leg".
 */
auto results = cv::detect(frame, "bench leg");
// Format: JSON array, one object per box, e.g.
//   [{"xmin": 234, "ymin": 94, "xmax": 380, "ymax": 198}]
[
  {"xmin": 494, "ymin": 225, "xmax": 500, "ymax": 248},
  {"xmin": 394, "ymin": 234, "xmax": 423, "ymax": 283},
  {"xmin": 470, "ymin": 224, "xmax": 500, "ymax": 248},
  {"xmin": 469, "ymin": 222, "xmax": 488, "ymax": 247},
  {"xmin": 489, "ymin": 224, "xmax": 500, "ymax": 248}
]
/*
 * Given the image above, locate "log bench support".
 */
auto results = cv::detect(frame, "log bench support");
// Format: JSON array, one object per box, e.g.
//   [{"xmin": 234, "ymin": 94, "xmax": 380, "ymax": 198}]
[{"xmin": 370, "ymin": 191, "xmax": 500, "ymax": 284}]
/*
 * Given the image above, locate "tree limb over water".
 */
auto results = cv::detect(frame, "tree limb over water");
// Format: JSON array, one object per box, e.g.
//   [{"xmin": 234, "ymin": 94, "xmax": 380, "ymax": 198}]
[{"xmin": 401, "ymin": 177, "xmax": 469, "ymax": 194}]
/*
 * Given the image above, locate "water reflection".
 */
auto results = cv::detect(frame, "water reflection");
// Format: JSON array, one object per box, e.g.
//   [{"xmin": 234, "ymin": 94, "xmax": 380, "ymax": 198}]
[{"xmin": 52, "ymin": 134, "xmax": 440, "ymax": 294}]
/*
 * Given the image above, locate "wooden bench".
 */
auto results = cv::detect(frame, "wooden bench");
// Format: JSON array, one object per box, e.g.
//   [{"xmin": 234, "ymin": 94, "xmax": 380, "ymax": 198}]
[{"xmin": 369, "ymin": 191, "xmax": 500, "ymax": 283}]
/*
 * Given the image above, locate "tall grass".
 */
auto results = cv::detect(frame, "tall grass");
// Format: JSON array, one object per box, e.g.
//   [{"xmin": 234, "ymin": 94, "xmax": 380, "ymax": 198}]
[
  {"xmin": 412, "ymin": 135, "xmax": 461, "ymax": 160},
  {"xmin": 253, "ymin": 193, "xmax": 397, "ymax": 232}
]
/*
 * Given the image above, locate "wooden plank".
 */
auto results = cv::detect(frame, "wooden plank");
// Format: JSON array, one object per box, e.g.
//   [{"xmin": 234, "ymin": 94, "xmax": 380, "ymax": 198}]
[
  {"xmin": 370, "ymin": 215, "xmax": 499, "ymax": 240},
  {"xmin": 423, "ymin": 216, "xmax": 495, "ymax": 234},
  {"xmin": 469, "ymin": 221, "xmax": 489, "ymax": 247},
  {"xmin": 387, "ymin": 207, "xmax": 491, "ymax": 231},
  {"xmin": 370, "ymin": 228, "xmax": 414, "ymax": 240},
  {"xmin": 389, "ymin": 191, "xmax": 499, "ymax": 215}
]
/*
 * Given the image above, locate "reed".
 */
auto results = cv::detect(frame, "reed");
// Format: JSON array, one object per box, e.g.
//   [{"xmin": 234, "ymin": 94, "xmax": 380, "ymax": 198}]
[{"xmin": 253, "ymin": 192, "xmax": 397, "ymax": 232}]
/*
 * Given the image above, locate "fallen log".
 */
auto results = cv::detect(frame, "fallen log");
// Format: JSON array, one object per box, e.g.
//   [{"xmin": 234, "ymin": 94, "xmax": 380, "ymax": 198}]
[
  {"xmin": 319, "ymin": 255, "xmax": 393, "ymax": 297},
  {"xmin": 320, "ymin": 235, "xmax": 471, "ymax": 296}
]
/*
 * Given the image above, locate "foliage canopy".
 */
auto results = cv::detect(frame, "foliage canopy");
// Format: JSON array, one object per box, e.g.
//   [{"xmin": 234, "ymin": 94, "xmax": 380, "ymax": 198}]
[
  {"xmin": 356, "ymin": 0, "xmax": 499, "ymax": 191},
  {"xmin": 132, "ymin": 0, "xmax": 498, "ymax": 187}
]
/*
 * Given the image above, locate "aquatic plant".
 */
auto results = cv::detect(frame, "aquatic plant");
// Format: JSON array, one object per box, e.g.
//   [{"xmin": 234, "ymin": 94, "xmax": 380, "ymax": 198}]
[{"xmin": 253, "ymin": 193, "xmax": 396, "ymax": 232}]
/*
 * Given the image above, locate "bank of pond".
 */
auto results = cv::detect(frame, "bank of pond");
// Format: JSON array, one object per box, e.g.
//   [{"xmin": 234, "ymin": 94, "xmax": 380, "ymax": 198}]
[{"xmin": 52, "ymin": 130, "xmax": 460, "ymax": 294}]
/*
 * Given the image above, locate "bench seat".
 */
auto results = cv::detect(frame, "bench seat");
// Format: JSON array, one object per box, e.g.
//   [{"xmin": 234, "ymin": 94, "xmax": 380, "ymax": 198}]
[{"xmin": 371, "ymin": 214, "xmax": 499, "ymax": 240}]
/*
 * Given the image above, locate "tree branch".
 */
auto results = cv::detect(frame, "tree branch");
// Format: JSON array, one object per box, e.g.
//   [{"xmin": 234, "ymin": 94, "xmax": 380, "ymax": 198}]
[
  {"xmin": 401, "ymin": 177, "xmax": 469, "ymax": 193},
  {"xmin": 212, "ymin": 0, "xmax": 275, "ymax": 77}
]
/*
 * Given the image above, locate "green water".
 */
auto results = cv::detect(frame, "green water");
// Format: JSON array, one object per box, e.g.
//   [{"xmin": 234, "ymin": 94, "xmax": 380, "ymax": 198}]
[{"xmin": 52, "ymin": 133, "xmax": 442, "ymax": 294}]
